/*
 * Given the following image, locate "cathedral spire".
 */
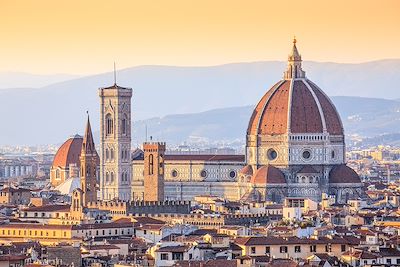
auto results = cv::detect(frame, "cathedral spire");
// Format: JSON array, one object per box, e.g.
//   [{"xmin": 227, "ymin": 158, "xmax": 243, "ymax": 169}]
[
  {"xmin": 82, "ymin": 113, "xmax": 96, "ymax": 155},
  {"xmin": 284, "ymin": 37, "xmax": 306, "ymax": 79}
]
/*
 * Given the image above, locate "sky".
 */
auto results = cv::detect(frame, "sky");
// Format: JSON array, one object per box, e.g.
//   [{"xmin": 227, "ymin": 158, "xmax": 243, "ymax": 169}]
[{"xmin": 1, "ymin": 0, "xmax": 399, "ymax": 75}]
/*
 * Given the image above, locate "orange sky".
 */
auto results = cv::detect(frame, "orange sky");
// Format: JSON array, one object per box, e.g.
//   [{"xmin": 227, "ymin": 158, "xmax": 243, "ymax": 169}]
[{"xmin": 1, "ymin": 0, "xmax": 399, "ymax": 74}]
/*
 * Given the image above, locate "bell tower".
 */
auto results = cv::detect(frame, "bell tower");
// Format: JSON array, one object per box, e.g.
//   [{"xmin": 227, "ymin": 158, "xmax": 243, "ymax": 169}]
[
  {"xmin": 99, "ymin": 76, "xmax": 132, "ymax": 201},
  {"xmin": 80, "ymin": 115, "xmax": 99, "ymax": 205},
  {"xmin": 143, "ymin": 142, "xmax": 166, "ymax": 202}
]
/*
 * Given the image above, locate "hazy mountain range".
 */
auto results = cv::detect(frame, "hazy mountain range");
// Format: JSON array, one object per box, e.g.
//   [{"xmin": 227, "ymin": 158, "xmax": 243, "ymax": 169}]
[
  {"xmin": 0, "ymin": 72, "xmax": 80, "ymax": 89},
  {"xmin": 130, "ymin": 96, "xmax": 400, "ymax": 147},
  {"xmin": 1, "ymin": 59, "xmax": 400, "ymax": 146}
]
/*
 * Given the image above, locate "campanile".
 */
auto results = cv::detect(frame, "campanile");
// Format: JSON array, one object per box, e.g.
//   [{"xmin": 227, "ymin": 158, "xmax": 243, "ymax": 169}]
[{"xmin": 99, "ymin": 81, "xmax": 132, "ymax": 201}]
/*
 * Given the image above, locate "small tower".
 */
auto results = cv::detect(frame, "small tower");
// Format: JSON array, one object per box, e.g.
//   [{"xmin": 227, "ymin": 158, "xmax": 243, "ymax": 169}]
[
  {"xmin": 143, "ymin": 142, "xmax": 166, "ymax": 202},
  {"xmin": 284, "ymin": 37, "xmax": 306, "ymax": 79},
  {"xmin": 70, "ymin": 188, "xmax": 84, "ymax": 221},
  {"xmin": 80, "ymin": 115, "xmax": 99, "ymax": 205}
]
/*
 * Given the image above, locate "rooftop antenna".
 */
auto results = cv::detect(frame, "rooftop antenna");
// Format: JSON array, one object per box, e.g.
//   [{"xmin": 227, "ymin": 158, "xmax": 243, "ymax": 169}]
[{"xmin": 113, "ymin": 62, "xmax": 117, "ymax": 85}]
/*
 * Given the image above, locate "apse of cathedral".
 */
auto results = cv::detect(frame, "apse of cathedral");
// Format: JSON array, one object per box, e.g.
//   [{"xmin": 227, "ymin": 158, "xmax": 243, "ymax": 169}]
[{"xmin": 51, "ymin": 39, "xmax": 363, "ymax": 204}]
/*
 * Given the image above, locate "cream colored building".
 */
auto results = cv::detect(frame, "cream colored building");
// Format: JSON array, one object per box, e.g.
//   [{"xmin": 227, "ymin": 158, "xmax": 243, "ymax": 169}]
[{"xmin": 235, "ymin": 236, "xmax": 356, "ymax": 261}]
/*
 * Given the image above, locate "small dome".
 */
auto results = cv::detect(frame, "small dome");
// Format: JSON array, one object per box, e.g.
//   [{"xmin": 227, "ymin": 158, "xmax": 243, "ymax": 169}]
[
  {"xmin": 52, "ymin": 135, "xmax": 83, "ymax": 169},
  {"xmin": 250, "ymin": 165, "xmax": 286, "ymax": 184},
  {"xmin": 329, "ymin": 165, "xmax": 361, "ymax": 184},
  {"xmin": 240, "ymin": 165, "xmax": 253, "ymax": 176}
]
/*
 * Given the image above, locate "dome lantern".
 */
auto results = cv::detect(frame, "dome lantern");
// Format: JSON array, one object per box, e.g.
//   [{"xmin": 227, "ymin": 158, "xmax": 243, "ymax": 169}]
[{"xmin": 284, "ymin": 37, "xmax": 306, "ymax": 79}]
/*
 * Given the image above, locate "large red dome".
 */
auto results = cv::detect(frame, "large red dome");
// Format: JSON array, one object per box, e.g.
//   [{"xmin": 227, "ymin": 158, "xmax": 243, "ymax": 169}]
[{"xmin": 247, "ymin": 78, "xmax": 343, "ymax": 136}]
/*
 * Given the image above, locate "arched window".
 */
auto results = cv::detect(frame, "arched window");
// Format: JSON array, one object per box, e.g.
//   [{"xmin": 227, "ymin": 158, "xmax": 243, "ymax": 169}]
[
  {"xmin": 106, "ymin": 114, "xmax": 113, "ymax": 135},
  {"xmin": 149, "ymin": 154, "xmax": 154, "ymax": 175},
  {"xmin": 106, "ymin": 172, "xmax": 110, "ymax": 182},
  {"xmin": 271, "ymin": 192, "xmax": 276, "ymax": 202},
  {"xmin": 122, "ymin": 115, "xmax": 127, "ymax": 135},
  {"xmin": 106, "ymin": 149, "xmax": 109, "ymax": 160},
  {"xmin": 345, "ymin": 192, "xmax": 350, "ymax": 202},
  {"xmin": 110, "ymin": 172, "xmax": 114, "ymax": 183},
  {"xmin": 110, "ymin": 149, "xmax": 114, "ymax": 160}
]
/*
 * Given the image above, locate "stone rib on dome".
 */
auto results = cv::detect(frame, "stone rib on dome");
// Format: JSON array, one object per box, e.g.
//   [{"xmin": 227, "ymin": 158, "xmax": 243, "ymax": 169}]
[
  {"xmin": 52, "ymin": 135, "xmax": 83, "ymax": 169},
  {"xmin": 329, "ymin": 164, "xmax": 361, "ymax": 184},
  {"xmin": 250, "ymin": 165, "xmax": 286, "ymax": 184},
  {"xmin": 308, "ymin": 81, "xmax": 343, "ymax": 135}
]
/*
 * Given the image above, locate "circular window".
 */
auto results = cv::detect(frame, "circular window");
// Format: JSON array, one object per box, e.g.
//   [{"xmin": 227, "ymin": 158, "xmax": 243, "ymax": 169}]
[
  {"xmin": 267, "ymin": 148, "xmax": 278, "ymax": 160},
  {"xmin": 171, "ymin": 170, "xmax": 178, "ymax": 178},
  {"xmin": 200, "ymin": 170, "xmax": 207, "ymax": 178},
  {"xmin": 229, "ymin": 170, "xmax": 237, "ymax": 179},
  {"xmin": 302, "ymin": 150, "xmax": 311, "ymax": 160}
]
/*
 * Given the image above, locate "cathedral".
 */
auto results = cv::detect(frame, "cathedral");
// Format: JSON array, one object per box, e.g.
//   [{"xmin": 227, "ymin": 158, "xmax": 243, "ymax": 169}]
[{"xmin": 50, "ymin": 39, "xmax": 363, "ymax": 204}]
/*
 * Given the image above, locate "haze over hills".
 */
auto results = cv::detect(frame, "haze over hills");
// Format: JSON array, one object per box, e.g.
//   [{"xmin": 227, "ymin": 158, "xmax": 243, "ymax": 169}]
[
  {"xmin": 1, "ymin": 59, "xmax": 400, "ymax": 145},
  {"xmin": 130, "ymin": 96, "xmax": 400, "ymax": 147},
  {"xmin": 0, "ymin": 72, "xmax": 80, "ymax": 89}
]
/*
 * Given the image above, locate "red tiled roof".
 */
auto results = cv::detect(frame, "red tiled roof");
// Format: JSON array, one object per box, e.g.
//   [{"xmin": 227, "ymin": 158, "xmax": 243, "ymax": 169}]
[
  {"xmin": 156, "ymin": 245, "xmax": 190, "ymax": 253},
  {"xmin": 84, "ymin": 244, "xmax": 119, "ymax": 250},
  {"xmin": 73, "ymin": 221, "xmax": 133, "ymax": 230},
  {"xmin": 0, "ymin": 187, "xmax": 31, "ymax": 193},
  {"xmin": 0, "ymin": 255, "xmax": 29, "ymax": 261},
  {"xmin": 0, "ymin": 223, "xmax": 73, "ymax": 230},
  {"xmin": 22, "ymin": 204, "xmax": 70, "ymax": 212},
  {"xmin": 173, "ymin": 259, "xmax": 237, "ymax": 267},
  {"xmin": 133, "ymin": 216, "xmax": 166, "ymax": 225},
  {"xmin": 235, "ymin": 236, "xmax": 359, "ymax": 246},
  {"xmin": 290, "ymin": 80, "xmax": 323, "ymax": 133}
]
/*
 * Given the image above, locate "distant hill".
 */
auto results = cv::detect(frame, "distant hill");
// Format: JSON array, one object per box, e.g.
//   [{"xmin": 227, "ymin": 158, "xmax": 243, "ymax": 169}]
[
  {"xmin": 128, "ymin": 96, "xmax": 400, "ymax": 146},
  {"xmin": 1, "ymin": 59, "xmax": 400, "ymax": 145},
  {"xmin": 0, "ymin": 72, "xmax": 80, "ymax": 89}
]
